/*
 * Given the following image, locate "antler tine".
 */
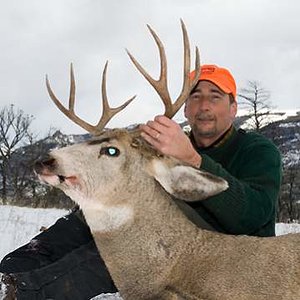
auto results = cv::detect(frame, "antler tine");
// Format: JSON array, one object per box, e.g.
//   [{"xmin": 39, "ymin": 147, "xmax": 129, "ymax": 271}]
[
  {"xmin": 127, "ymin": 19, "xmax": 201, "ymax": 119},
  {"xmin": 97, "ymin": 61, "xmax": 136, "ymax": 132},
  {"xmin": 46, "ymin": 65, "xmax": 96, "ymax": 133},
  {"xmin": 46, "ymin": 62, "xmax": 136, "ymax": 135},
  {"xmin": 69, "ymin": 63, "xmax": 76, "ymax": 112},
  {"xmin": 172, "ymin": 19, "xmax": 201, "ymax": 118},
  {"xmin": 126, "ymin": 24, "xmax": 172, "ymax": 116}
]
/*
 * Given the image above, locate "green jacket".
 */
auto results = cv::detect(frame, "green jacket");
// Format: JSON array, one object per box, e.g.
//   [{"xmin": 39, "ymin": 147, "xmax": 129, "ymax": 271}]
[{"xmin": 189, "ymin": 127, "xmax": 282, "ymax": 237}]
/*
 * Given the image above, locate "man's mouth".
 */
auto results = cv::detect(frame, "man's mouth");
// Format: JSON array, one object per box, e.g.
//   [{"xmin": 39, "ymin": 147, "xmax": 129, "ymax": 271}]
[
  {"xmin": 196, "ymin": 118, "xmax": 215, "ymax": 124},
  {"xmin": 195, "ymin": 114, "xmax": 215, "ymax": 123}
]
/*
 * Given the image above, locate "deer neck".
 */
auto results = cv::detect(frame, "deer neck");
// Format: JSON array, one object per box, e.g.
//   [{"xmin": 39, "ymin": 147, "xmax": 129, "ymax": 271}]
[
  {"xmin": 82, "ymin": 182, "xmax": 202, "ymax": 296},
  {"xmin": 84, "ymin": 180, "xmax": 199, "ymax": 242}
]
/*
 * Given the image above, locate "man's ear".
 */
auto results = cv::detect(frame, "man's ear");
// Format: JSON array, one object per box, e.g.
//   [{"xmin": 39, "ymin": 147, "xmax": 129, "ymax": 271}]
[
  {"xmin": 150, "ymin": 159, "xmax": 228, "ymax": 201},
  {"xmin": 183, "ymin": 102, "xmax": 188, "ymax": 118},
  {"xmin": 230, "ymin": 99, "xmax": 237, "ymax": 119}
]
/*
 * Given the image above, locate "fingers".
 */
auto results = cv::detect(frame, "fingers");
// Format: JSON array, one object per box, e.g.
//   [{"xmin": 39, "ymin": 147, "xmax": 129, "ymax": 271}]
[
  {"xmin": 139, "ymin": 126, "xmax": 162, "ymax": 151},
  {"xmin": 139, "ymin": 123, "xmax": 161, "ymax": 141},
  {"xmin": 141, "ymin": 115, "xmax": 179, "ymax": 137},
  {"xmin": 146, "ymin": 120, "xmax": 164, "ymax": 133},
  {"xmin": 140, "ymin": 114, "xmax": 183, "ymax": 150},
  {"xmin": 139, "ymin": 115, "xmax": 167, "ymax": 142},
  {"xmin": 147, "ymin": 115, "xmax": 173, "ymax": 131},
  {"xmin": 153, "ymin": 115, "xmax": 176, "ymax": 127},
  {"xmin": 139, "ymin": 117, "xmax": 167, "ymax": 150},
  {"xmin": 153, "ymin": 115, "xmax": 182, "ymax": 131}
]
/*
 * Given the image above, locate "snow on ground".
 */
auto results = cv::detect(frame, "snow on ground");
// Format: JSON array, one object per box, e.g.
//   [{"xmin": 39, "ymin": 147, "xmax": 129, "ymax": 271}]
[
  {"xmin": 0, "ymin": 205, "xmax": 300, "ymax": 300},
  {"xmin": 91, "ymin": 292, "xmax": 123, "ymax": 300},
  {"xmin": 276, "ymin": 222, "xmax": 300, "ymax": 235},
  {"xmin": 0, "ymin": 205, "xmax": 67, "ymax": 260}
]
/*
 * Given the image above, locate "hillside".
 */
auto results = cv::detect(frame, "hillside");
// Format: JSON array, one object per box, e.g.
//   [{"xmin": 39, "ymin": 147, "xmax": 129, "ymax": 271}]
[{"xmin": 260, "ymin": 114, "xmax": 300, "ymax": 167}]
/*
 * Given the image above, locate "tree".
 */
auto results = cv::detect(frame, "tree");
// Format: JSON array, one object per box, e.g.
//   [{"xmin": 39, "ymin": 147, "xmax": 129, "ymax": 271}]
[
  {"xmin": 238, "ymin": 81, "xmax": 277, "ymax": 131},
  {"xmin": 277, "ymin": 166, "xmax": 300, "ymax": 222},
  {"xmin": 0, "ymin": 104, "xmax": 34, "ymax": 203}
]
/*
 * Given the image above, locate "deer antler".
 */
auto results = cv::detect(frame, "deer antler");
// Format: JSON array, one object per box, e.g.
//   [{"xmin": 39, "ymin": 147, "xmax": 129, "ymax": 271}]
[
  {"xmin": 46, "ymin": 62, "xmax": 136, "ymax": 135},
  {"xmin": 126, "ymin": 19, "xmax": 201, "ymax": 119}
]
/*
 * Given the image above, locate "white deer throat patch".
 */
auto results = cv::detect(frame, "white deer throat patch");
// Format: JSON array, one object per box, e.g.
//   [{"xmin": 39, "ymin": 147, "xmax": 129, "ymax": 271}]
[
  {"xmin": 83, "ymin": 202, "xmax": 134, "ymax": 233},
  {"xmin": 65, "ymin": 189, "xmax": 134, "ymax": 232}
]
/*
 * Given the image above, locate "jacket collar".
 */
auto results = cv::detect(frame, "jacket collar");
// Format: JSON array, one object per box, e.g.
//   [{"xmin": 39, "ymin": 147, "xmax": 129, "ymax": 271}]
[{"xmin": 190, "ymin": 125, "xmax": 236, "ymax": 151}]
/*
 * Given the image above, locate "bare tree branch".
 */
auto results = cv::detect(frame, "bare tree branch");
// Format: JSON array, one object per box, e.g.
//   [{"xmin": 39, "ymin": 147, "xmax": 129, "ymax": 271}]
[
  {"xmin": 0, "ymin": 104, "xmax": 34, "ymax": 202},
  {"xmin": 237, "ymin": 80, "xmax": 275, "ymax": 131}
]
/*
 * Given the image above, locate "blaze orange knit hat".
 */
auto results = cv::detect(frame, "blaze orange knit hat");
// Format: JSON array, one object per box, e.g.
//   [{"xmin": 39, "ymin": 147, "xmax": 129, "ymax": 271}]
[{"xmin": 190, "ymin": 64, "xmax": 237, "ymax": 100}]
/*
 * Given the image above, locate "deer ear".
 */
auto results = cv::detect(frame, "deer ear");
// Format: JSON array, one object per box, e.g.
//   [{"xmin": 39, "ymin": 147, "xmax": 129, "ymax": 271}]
[{"xmin": 151, "ymin": 160, "xmax": 228, "ymax": 201}]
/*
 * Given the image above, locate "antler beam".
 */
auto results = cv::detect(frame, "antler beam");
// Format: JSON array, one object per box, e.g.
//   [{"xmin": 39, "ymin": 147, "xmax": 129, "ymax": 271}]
[{"xmin": 126, "ymin": 19, "xmax": 201, "ymax": 119}]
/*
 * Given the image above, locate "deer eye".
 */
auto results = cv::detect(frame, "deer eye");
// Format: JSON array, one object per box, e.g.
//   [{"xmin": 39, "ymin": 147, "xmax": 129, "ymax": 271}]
[{"xmin": 99, "ymin": 146, "xmax": 120, "ymax": 157}]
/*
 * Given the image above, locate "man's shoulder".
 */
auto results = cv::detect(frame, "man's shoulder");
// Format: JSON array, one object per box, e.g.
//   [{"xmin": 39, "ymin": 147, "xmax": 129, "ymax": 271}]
[
  {"xmin": 238, "ymin": 128, "xmax": 274, "ymax": 144},
  {"xmin": 237, "ymin": 129, "xmax": 281, "ymax": 155}
]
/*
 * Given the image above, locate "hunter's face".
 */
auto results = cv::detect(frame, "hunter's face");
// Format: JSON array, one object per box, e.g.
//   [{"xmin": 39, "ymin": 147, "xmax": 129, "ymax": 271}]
[{"xmin": 184, "ymin": 80, "xmax": 237, "ymax": 147}]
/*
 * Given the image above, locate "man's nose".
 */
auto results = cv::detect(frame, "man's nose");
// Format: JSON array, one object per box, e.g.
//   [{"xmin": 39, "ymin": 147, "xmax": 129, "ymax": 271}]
[{"xmin": 197, "ymin": 96, "xmax": 212, "ymax": 110}]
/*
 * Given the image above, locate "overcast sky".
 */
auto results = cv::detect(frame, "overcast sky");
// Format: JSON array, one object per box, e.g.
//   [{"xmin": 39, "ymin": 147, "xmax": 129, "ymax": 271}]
[{"xmin": 1, "ymin": 0, "xmax": 299, "ymax": 136}]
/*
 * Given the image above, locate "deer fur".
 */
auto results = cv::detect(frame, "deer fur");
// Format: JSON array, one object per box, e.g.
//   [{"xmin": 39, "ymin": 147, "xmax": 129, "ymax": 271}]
[{"xmin": 35, "ymin": 128, "xmax": 300, "ymax": 300}]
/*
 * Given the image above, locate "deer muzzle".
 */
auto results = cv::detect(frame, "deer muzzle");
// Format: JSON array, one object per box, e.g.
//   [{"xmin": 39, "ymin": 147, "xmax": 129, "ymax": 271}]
[
  {"xmin": 34, "ymin": 155, "xmax": 57, "ymax": 175},
  {"xmin": 34, "ymin": 155, "xmax": 80, "ymax": 187}
]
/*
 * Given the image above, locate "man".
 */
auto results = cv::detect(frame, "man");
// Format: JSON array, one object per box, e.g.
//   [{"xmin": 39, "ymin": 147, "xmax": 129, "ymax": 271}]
[
  {"xmin": 0, "ymin": 65, "xmax": 282, "ymax": 299},
  {"xmin": 140, "ymin": 64, "xmax": 282, "ymax": 236}
]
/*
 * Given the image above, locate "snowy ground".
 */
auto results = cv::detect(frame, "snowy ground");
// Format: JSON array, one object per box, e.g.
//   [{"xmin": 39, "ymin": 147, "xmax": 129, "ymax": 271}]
[
  {"xmin": 1, "ymin": 205, "xmax": 300, "ymax": 299},
  {"xmin": 0, "ymin": 205, "xmax": 67, "ymax": 261}
]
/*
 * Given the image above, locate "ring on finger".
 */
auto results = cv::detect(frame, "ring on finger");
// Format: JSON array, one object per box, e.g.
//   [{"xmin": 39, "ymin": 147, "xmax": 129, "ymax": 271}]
[{"xmin": 155, "ymin": 133, "xmax": 160, "ymax": 140}]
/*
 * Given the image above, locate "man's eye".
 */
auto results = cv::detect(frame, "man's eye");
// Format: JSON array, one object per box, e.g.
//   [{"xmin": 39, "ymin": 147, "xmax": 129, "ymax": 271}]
[
  {"xmin": 99, "ymin": 147, "xmax": 120, "ymax": 157},
  {"xmin": 190, "ymin": 94, "xmax": 200, "ymax": 101}
]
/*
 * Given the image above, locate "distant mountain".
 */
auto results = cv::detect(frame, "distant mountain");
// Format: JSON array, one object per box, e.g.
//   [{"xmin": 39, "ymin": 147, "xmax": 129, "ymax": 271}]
[
  {"xmin": 260, "ymin": 114, "xmax": 300, "ymax": 167},
  {"xmin": 258, "ymin": 113, "xmax": 300, "ymax": 222},
  {"xmin": 34, "ymin": 130, "xmax": 91, "ymax": 152}
]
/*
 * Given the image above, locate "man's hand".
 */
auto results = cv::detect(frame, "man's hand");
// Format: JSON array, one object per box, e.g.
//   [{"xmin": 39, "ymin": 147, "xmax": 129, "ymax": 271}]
[{"xmin": 140, "ymin": 115, "xmax": 202, "ymax": 168}]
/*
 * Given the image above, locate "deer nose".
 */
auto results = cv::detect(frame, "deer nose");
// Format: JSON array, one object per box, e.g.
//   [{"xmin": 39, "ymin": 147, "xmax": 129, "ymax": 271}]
[{"xmin": 34, "ymin": 155, "xmax": 56, "ymax": 174}]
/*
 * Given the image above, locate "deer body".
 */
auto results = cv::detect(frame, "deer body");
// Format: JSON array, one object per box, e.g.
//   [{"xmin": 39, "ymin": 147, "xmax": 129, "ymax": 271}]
[{"xmin": 36, "ymin": 129, "xmax": 300, "ymax": 300}]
